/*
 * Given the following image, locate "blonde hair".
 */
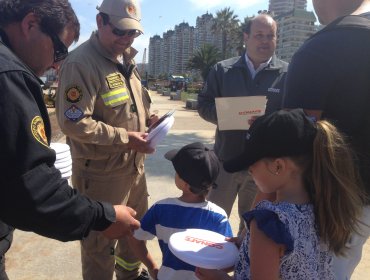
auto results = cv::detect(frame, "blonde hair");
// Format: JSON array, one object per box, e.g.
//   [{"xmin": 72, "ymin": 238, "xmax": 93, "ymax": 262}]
[{"xmin": 298, "ymin": 120, "xmax": 365, "ymax": 255}]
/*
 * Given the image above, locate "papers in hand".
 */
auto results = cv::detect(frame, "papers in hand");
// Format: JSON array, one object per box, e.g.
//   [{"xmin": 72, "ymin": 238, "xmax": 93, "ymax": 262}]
[
  {"xmin": 215, "ymin": 96, "xmax": 267, "ymax": 130},
  {"xmin": 147, "ymin": 109, "xmax": 175, "ymax": 148}
]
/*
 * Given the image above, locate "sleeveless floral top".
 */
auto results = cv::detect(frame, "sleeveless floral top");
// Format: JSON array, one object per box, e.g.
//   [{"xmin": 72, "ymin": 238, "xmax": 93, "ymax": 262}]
[{"xmin": 234, "ymin": 200, "xmax": 334, "ymax": 279}]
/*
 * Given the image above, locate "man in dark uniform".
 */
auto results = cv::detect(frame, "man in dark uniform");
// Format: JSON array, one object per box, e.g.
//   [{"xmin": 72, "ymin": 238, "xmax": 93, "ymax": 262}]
[{"xmin": 0, "ymin": 0, "xmax": 140, "ymax": 276}]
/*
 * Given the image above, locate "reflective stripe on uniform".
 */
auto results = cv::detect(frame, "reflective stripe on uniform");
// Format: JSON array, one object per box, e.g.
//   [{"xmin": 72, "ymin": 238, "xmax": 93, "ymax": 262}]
[
  {"xmin": 101, "ymin": 88, "xmax": 129, "ymax": 106},
  {"xmin": 114, "ymin": 255, "xmax": 141, "ymax": 271}
]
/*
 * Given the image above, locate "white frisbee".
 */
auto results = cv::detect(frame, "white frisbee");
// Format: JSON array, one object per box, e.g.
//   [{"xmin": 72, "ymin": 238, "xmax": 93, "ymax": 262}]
[
  {"xmin": 169, "ymin": 228, "xmax": 239, "ymax": 269},
  {"xmin": 50, "ymin": 143, "xmax": 70, "ymax": 153},
  {"xmin": 61, "ymin": 170, "xmax": 72, "ymax": 179},
  {"xmin": 57, "ymin": 164, "xmax": 72, "ymax": 174},
  {"xmin": 54, "ymin": 150, "xmax": 71, "ymax": 161},
  {"xmin": 54, "ymin": 158, "xmax": 72, "ymax": 170},
  {"xmin": 147, "ymin": 115, "xmax": 174, "ymax": 149},
  {"xmin": 55, "ymin": 155, "xmax": 72, "ymax": 164}
]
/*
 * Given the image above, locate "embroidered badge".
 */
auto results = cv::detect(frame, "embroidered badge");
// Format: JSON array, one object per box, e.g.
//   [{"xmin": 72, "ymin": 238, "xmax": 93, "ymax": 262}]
[
  {"xmin": 31, "ymin": 116, "xmax": 48, "ymax": 147},
  {"xmin": 65, "ymin": 86, "xmax": 83, "ymax": 103},
  {"xmin": 106, "ymin": 73, "xmax": 125, "ymax": 90},
  {"xmin": 64, "ymin": 105, "xmax": 84, "ymax": 122},
  {"xmin": 127, "ymin": 4, "xmax": 137, "ymax": 17}
]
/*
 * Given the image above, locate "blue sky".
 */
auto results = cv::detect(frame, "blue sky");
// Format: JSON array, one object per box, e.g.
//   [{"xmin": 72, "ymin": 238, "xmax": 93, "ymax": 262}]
[{"xmin": 69, "ymin": 0, "xmax": 315, "ymax": 62}]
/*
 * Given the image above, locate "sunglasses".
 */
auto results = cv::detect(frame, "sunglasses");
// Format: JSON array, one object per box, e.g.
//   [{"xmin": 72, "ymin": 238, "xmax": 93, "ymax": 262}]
[
  {"xmin": 40, "ymin": 26, "xmax": 69, "ymax": 63},
  {"xmin": 48, "ymin": 33, "xmax": 69, "ymax": 62},
  {"xmin": 108, "ymin": 22, "xmax": 139, "ymax": 37}
]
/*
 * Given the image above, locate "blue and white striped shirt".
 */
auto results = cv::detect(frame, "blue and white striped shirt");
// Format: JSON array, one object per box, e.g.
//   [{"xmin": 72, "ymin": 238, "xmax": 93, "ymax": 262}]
[{"xmin": 134, "ymin": 197, "xmax": 233, "ymax": 280}]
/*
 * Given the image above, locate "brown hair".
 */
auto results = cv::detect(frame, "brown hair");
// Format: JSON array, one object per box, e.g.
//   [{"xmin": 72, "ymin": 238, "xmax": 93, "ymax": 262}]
[
  {"xmin": 295, "ymin": 120, "xmax": 364, "ymax": 255},
  {"xmin": 0, "ymin": 0, "xmax": 80, "ymax": 42}
]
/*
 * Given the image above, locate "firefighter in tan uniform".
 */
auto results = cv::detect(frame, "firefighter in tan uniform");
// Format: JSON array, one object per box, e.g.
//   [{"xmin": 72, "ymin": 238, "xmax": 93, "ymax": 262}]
[{"xmin": 55, "ymin": 0, "xmax": 156, "ymax": 279}]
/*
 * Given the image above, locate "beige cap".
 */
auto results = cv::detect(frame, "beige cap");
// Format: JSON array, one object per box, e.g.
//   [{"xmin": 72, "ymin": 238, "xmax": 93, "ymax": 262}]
[{"xmin": 97, "ymin": 0, "xmax": 143, "ymax": 33}]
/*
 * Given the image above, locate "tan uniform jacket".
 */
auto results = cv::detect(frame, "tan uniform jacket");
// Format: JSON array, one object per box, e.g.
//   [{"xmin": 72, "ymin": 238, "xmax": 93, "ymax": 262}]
[{"xmin": 56, "ymin": 32, "xmax": 151, "ymax": 175}]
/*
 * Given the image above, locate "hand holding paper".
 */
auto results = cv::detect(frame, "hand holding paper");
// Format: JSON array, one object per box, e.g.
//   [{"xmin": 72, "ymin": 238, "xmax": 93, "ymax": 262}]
[
  {"xmin": 215, "ymin": 96, "xmax": 267, "ymax": 130},
  {"xmin": 147, "ymin": 109, "xmax": 175, "ymax": 149}
]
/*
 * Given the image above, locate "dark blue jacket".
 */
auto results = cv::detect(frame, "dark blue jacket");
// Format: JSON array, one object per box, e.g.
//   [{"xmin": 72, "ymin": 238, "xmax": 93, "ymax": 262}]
[{"xmin": 198, "ymin": 54, "xmax": 288, "ymax": 161}]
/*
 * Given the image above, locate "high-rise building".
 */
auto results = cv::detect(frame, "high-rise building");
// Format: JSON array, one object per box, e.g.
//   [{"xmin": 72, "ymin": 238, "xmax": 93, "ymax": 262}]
[
  {"xmin": 148, "ymin": 35, "xmax": 162, "ymax": 78},
  {"xmin": 275, "ymin": 9, "xmax": 317, "ymax": 62},
  {"xmin": 162, "ymin": 30, "xmax": 175, "ymax": 76},
  {"xmin": 148, "ymin": 23, "xmax": 195, "ymax": 78},
  {"xmin": 269, "ymin": 0, "xmax": 307, "ymax": 16},
  {"xmin": 174, "ymin": 22, "xmax": 195, "ymax": 75},
  {"xmin": 194, "ymin": 13, "xmax": 222, "ymax": 53},
  {"xmin": 148, "ymin": 13, "xmax": 225, "ymax": 78}
]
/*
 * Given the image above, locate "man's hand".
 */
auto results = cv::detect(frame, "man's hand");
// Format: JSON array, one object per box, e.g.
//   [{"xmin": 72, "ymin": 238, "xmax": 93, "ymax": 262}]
[
  {"xmin": 147, "ymin": 112, "xmax": 159, "ymax": 127},
  {"xmin": 127, "ymin": 131, "xmax": 155, "ymax": 154},
  {"xmin": 102, "ymin": 205, "xmax": 140, "ymax": 239},
  {"xmin": 148, "ymin": 267, "xmax": 159, "ymax": 280},
  {"xmin": 248, "ymin": 115, "xmax": 260, "ymax": 126}
]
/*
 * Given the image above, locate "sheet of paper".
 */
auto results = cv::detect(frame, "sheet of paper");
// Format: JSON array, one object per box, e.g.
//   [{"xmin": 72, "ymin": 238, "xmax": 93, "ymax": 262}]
[
  {"xmin": 147, "ymin": 109, "xmax": 175, "ymax": 133},
  {"xmin": 147, "ymin": 111, "xmax": 175, "ymax": 149},
  {"xmin": 215, "ymin": 96, "xmax": 267, "ymax": 130}
]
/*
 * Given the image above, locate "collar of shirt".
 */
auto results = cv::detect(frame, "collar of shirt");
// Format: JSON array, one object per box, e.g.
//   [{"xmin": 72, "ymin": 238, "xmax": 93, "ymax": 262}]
[
  {"xmin": 0, "ymin": 29, "xmax": 42, "ymax": 83},
  {"xmin": 244, "ymin": 53, "xmax": 272, "ymax": 79}
]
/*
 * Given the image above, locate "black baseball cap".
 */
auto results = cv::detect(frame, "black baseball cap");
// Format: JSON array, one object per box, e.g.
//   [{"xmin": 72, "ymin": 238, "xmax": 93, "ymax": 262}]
[
  {"xmin": 224, "ymin": 109, "xmax": 317, "ymax": 172},
  {"xmin": 165, "ymin": 142, "xmax": 219, "ymax": 191}
]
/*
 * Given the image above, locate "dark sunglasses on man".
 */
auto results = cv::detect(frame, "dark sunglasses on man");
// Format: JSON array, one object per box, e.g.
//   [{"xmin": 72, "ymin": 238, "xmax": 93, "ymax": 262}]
[
  {"xmin": 108, "ymin": 22, "xmax": 140, "ymax": 38},
  {"xmin": 48, "ymin": 33, "xmax": 68, "ymax": 62},
  {"xmin": 99, "ymin": 12, "xmax": 141, "ymax": 38},
  {"xmin": 40, "ymin": 26, "xmax": 68, "ymax": 63}
]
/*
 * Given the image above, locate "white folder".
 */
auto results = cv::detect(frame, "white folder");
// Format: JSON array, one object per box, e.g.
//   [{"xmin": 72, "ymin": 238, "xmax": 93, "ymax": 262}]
[{"xmin": 215, "ymin": 96, "xmax": 267, "ymax": 130}]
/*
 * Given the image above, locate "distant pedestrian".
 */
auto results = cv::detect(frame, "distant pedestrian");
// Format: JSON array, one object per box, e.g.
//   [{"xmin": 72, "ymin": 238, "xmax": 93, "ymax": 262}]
[
  {"xmin": 196, "ymin": 109, "xmax": 364, "ymax": 280},
  {"xmin": 128, "ymin": 142, "xmax": 233, "ymax": 280}
]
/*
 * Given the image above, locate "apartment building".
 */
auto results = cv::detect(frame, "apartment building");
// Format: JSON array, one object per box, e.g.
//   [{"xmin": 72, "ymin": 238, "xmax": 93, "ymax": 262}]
[
  {"xmin": 275, "ymin": 9, "xmax": 317, "ymax": 62},
  {"xmin": 148, "ymin": 13, "xmax": 223, "ymax": 78},
  {"xmin": 269, "ymin": 0, "xmax": 307, "ymax": 16},
  {"xmin": 194, "ymin": 13, "xmax": 222, "ymax": 54},
  {"xmin": 148, "ymin": 35, "xmax": 162, "ymax": 77}
]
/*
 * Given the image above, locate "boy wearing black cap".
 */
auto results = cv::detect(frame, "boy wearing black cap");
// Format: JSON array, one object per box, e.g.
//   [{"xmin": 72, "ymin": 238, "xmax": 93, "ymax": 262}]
[{"xmin": 128, "ymin": 142, "xmax": 233, "ymax": 280}]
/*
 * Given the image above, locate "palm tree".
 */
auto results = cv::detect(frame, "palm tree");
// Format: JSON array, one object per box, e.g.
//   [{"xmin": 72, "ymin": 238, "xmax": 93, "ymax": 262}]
[
  {"xmin": 187, "ymin": 44, "xmax": 221, "ymax": 81},
  {"xmin": 235, "ymin": 16, "xmax": 254, "ymax": 56},
  {"xmin": 212, "ymin": 7, "xmax": 240, "ymax": 59}
]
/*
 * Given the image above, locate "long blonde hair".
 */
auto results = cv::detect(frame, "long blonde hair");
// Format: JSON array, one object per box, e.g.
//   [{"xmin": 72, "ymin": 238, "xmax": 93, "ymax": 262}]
[{"xmin": 296, "ymin": 120, "xmax": 364, "ymax": 255}]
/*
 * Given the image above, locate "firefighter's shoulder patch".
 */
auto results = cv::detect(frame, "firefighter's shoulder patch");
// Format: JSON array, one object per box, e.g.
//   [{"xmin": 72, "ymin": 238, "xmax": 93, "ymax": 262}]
[
  {"xmin": 64, "ymin": 105, "xmax": 84, "ymax": 122},
  {"xmin": 65, "ymin": 86, "xmax": 83, "ymax": 103},
  {"xmin": 31, "ymin": 116, "xmax": 48, "ymax": 147}
]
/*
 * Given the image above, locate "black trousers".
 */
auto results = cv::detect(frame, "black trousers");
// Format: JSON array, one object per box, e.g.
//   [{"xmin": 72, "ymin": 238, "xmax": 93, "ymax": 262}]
[{"xmin": 0, "ymin": 230, "xmax": 13, "ymax": 280}]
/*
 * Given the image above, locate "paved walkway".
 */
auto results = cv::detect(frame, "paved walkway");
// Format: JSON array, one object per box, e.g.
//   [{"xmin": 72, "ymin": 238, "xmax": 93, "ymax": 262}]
[{"xmin": 5, "ymin": 92, "xmax": 370, "ymax": 279}]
